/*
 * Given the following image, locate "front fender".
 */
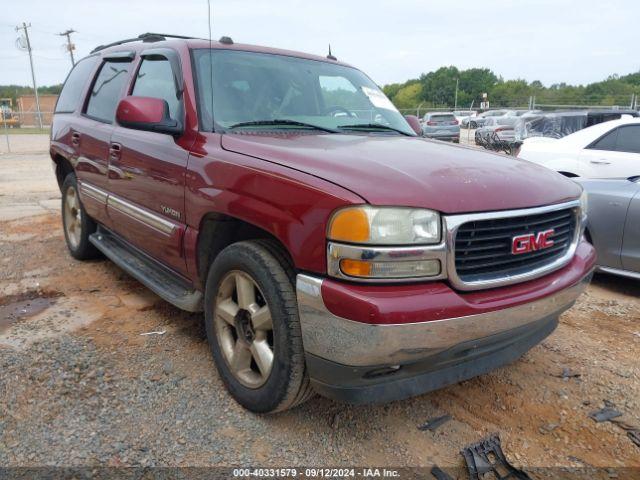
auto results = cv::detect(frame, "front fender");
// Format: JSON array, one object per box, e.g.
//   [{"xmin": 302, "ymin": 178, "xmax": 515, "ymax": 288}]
[{"xmin": 186, "ymin": 147, "xmax": 364, "ymax": 275}]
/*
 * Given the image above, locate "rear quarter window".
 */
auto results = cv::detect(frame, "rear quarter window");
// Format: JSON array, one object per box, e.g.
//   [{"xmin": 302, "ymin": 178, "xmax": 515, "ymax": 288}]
[
  {"xmin": 54, "ymin": 56, "xmax": 99, "ymax": 114},
  {"xmin": 589, "ymin": 128, "xmax": 618, "ymax": 151},
  {"xmin": 615, "ymin": 125, "xmax": 640, "ymax": 154}
]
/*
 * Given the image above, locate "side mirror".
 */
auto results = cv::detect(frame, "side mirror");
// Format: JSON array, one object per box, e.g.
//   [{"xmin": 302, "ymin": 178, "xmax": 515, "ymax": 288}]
[
  {"xmin": 404, "ymin": 115, "xmax": 423, "ymax": 136},
  {"xmin": 116, "ymin": 96, "xmax": 182, "ymax": 136}
]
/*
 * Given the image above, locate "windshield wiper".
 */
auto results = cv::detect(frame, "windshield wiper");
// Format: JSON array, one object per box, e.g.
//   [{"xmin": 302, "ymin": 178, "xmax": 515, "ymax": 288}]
[
  {"xmin": 228, "ymin": 119, "xmax": 339, "ymax": 133},
  {"xmin": 338, "ymin": 123, "xmax": 413, "ymax": 136}
]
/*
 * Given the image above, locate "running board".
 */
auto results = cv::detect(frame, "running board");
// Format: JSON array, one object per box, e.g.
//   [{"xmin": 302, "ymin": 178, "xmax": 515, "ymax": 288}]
[{"xmin": 89, "ymin": 227, "xmax": 203, "ymax": 312}]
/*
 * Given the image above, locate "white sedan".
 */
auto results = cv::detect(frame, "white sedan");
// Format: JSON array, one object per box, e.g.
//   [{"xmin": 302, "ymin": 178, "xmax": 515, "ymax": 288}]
[{"xmin": 517, "ymin": 117, "xmax": 640, "ymax": 178}]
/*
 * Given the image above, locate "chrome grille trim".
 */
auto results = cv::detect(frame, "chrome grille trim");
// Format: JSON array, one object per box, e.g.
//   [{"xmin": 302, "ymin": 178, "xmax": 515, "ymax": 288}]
[{"xmin": 444, "ymin": 200, "xmax": 583, "ymax": 291}]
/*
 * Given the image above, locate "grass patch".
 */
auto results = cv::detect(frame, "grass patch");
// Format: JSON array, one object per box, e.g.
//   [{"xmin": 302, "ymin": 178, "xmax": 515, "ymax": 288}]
[{"xmin": 0, "ymin": 127, "xmax": 50, "ymax": 135}]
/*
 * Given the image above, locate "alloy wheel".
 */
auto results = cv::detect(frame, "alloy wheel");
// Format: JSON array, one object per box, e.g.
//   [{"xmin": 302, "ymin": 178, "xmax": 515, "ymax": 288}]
[
  {"xmin": 214, "ymin": 270, "xmax": 274, "ymax": 388},
  {"xmin": 63, "ymin": 185, "xmax": 82, "ymax": 250}
]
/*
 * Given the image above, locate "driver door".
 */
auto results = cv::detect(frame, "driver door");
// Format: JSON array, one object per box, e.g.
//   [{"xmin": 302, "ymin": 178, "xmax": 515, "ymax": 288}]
[{"xmin": 108, "ymin": 49, "xmax": 190, "ymax": 275}]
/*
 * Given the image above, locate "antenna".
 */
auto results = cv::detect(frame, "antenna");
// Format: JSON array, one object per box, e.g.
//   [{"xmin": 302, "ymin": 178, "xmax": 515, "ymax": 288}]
[{"xmin": 327, "ymin": 44, "xmax": 336, "ymax": 61}]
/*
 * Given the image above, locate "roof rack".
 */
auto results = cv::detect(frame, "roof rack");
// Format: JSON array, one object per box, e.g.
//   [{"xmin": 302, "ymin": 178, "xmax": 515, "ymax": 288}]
[{"xmin": 91, "ymin": 32, "xmax": 201, "ymax": 54}]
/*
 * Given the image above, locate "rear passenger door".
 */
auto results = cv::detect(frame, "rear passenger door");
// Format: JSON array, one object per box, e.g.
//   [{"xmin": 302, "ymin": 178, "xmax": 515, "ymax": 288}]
[
  {"xmin": 581, "ymin": 125, "xmax": 640, "ymax": 178},
  {"xmin": 75, "ymin": 53, "xmax": 135, "ymax": 227},
  {"xmin": 108, "ymin": 48, "xmax": 189, "ymax": 275}
]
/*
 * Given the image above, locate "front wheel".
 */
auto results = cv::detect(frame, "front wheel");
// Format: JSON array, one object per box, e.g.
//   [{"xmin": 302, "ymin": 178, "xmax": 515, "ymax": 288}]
[
  {"xmin": 61, "ymin": 173, "xmax": 99, "ymax": 260},
  {"xmin": 204, "ymin": 240, "xmax": 313, "ymax": 413}
]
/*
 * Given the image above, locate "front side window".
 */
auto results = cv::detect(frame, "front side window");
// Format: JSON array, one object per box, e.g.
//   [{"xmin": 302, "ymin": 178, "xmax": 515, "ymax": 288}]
[
  {"xmin": 192, "ymin": 49, "xmax": 414, "ymax": 135},
  {"xmin": 615, "ymin": 125, "xmax": 640, "ymax": 154},
  {"xmin": 55, "ymin": 56, "xmax": 99, "ymax": 113},
  {"xmin": 132, "ymin": 57, "xmax": 180, "ymax": 120},
  {"xmin": 85, "ymin": 61, "xmax": 132, "ymax": 123}
]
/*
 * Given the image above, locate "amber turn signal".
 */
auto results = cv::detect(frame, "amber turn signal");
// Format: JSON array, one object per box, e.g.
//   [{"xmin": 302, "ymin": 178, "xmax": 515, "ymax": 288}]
[
  {"xmin": 340, "ymin": 259, "xmax": 372, "ymax": 277},
  {"xmin": 327, "ymin": 207, "xmax": 370, "ymax": 243}
]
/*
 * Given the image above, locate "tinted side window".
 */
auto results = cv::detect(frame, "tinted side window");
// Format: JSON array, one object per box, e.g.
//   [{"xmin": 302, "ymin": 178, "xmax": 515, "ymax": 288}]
[
  {"xmin": 55, "ymin": 56, "xmax": 99, "ymax": 113},
  {"xmin": 132, "ymin": 58, "xmax": 180, "ymax": 119},
  {"xmin": 616, "ymin": 126, "xmax": 640, "ymax": 154},
  {"xmin": 590, "ymin": 129, "xmax": 618, "ymax": 151},
  {"xmin": 85, "ymin": 61, "xmax": 132, "ymax": 123}
]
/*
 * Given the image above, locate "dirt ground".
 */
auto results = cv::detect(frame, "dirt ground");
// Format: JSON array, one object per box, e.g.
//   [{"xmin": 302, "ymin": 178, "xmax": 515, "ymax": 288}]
[{"xmin": 1, "ymin": 137, "xmax": 639, "ymax": 473}]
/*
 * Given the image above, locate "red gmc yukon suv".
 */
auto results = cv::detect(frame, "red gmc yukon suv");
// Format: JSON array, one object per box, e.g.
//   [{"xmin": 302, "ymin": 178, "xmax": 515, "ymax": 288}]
[{"xmin": 50, "ymin": 33, "xmax": 595, "ymax": 413}]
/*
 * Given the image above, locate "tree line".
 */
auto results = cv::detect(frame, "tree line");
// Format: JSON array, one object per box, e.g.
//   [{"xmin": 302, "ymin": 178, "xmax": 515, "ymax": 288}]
[{"xmin": 382, "ymin": 66, "xmax": 640, "ymax": 110}]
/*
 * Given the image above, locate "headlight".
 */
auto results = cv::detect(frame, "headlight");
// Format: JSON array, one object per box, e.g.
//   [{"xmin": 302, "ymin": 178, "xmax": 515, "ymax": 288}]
[
  {"xmin": 327, "ymin": 206, "xmax": 441, "ymax": 245},
  {"xmin": 327, "ymin": 206, "xmax": 445, "ymax": 281}
]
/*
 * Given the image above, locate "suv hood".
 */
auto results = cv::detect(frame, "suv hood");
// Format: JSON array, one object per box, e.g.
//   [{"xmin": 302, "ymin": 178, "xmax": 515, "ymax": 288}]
[{"xmin": 221, "ymin": 133, "xmax": 581, "ymax": 214}]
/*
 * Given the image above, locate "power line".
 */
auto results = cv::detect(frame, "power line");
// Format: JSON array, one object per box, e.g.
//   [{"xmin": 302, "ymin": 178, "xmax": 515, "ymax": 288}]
[
  {"xmin": 15, "ymin": 22, "xmax": 43, "ymax": 129},
  {"xmin": 58, "ymin": 29, "xmax": 76, "ymax": 67}
]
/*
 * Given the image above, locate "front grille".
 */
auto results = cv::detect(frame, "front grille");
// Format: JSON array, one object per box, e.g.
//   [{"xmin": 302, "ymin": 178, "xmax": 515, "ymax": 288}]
[{"xmin": 454, "ymin": 207, "xmax": 577, "ymax": 284}]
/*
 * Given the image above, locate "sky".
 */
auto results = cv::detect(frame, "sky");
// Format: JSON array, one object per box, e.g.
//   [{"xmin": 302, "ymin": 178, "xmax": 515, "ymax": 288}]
[{"xmin": 1, "ymin": 0, "xmax": 639, "ymax": 88}]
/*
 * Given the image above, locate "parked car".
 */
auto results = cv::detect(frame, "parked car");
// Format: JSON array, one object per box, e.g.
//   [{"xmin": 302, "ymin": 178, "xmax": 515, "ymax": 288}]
[
  {"xmin": 462, "ymin": 109, "xmax": 508, "ymax": 128},
  {"xmin": 577, "ymin": 176, "xmax": 640, "ymax": 280},
  {"xmin": 474, "ymin": 117, "xmax": 517, "ymax": 145},
  {"xmin": 51, "ymin": 32, "xmax": 594, "ymax": 413},
  {"xmin": 453, "ymin": 110, "xmax": 476, "ymax": 125},
  {"xmin": 505, "ymin": 109, "xmax": 542, "ymax": 117},
  {"xmin": 518, "ymin": 118, "xmax": 640, "ymax": 178},
  {"xmin": 421, "ymin": 112, "xmax": 460, "ymax": 142},
  {"xmin": 514, "ymin": 110, "xmax": 639, "ymax": 143}
]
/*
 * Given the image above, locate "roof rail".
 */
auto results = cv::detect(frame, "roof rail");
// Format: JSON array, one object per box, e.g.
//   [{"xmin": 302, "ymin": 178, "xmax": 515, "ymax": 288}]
[{"xmin": 91, "ymin": 32, "xmax": 201, "ymax": 54}]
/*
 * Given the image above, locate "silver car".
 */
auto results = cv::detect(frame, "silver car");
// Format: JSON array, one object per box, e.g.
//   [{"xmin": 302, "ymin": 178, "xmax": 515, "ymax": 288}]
[
  {"xmin": 462, "ymin": 109, "xmax": 509, "ymax": 128},
  {"xmin": 577, "ymin": 176, "xmax": 640, "ymax": 279},
  {"xmin": 421, "ymin": 112, "xmax": 460, "ymax": 142}
]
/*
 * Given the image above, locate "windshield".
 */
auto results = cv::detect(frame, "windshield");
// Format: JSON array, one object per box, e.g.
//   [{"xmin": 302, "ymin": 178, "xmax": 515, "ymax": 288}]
[{"xmin": 192, "ymin": 49, "xmax": 414, "ymax": 135}]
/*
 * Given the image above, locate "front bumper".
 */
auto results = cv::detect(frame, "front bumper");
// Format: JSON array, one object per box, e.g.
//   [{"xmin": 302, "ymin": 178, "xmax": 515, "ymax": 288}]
[{"xmin": 296, "ymin": 241, "xmax": 595, "ymax": 403}]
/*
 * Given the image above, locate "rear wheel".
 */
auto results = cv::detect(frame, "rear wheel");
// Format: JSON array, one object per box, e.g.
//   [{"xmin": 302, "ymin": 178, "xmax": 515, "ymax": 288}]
[
  {"xmin": 204, "ymin": 240, "xmax": 313, "ymax": 413},
  {"xmin": 61, "ymin": 173, "xmax": 99, "ymax": 260}
]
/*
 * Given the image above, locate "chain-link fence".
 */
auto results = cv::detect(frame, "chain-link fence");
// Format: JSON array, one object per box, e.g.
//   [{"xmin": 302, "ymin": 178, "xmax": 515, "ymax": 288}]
[{"xmin": 1, "ymin": 111, "xmax": 52, "ymax": 154}]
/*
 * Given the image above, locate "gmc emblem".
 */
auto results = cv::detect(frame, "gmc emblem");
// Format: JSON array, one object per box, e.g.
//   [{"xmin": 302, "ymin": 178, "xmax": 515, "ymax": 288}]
[{"xmin": 511, "ymin": 229, "xmax": 555, "ymax": 255}]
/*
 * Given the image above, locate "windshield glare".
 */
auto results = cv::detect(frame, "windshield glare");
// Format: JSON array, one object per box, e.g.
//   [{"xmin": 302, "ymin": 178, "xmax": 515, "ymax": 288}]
[{"xmin": 193, "ymin": 49, "xmax": 414, "ymax": 135}]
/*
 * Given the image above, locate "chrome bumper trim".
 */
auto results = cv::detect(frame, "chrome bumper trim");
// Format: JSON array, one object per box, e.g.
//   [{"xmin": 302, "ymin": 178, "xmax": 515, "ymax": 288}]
[
  {"xmin": 444, "ymin": 200, "xmax": 583, "ymax": 291},
  {"xmin": 296, "ymin": 271, "xmax": 590, "ymax": 367}
]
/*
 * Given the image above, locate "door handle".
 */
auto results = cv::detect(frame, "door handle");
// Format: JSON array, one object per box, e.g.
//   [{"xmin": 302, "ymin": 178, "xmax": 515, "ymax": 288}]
[
  {"xmin": 71, "ymin": 132, "xmax": 80, "ymax": 146},
  {"xmin": 109, "ymin": 142, "xmax": 122, "ymax": 161},
  {"xmin": 590, "ymin": 159, "xmax": 611, "ymax": 165}
]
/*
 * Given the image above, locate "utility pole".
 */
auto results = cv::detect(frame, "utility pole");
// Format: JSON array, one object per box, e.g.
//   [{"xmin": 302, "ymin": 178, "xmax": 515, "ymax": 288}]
[
  {"xmin": 454, "ymin": 78, "xmax": 459, "ymax": 110},
  {"xmin": 15, "ymin": 22, "xmax": 43, "ymax": 129},
  {"xmin": 58, "ymin": 29, "xmax": 76, "ymax": 67}
]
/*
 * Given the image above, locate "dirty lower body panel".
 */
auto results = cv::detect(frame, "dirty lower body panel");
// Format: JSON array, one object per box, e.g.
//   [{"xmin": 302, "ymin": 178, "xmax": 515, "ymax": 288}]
[{"xmin": 306, "ymin": 314, "xmax": 558, "ymax": 404}]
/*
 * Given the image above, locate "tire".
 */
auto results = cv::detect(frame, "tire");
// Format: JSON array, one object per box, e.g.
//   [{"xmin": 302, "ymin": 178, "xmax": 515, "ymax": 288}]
[
  {"xmin": 470, "ymin": 121, "xmax": 477, "ymax": 129},
  {"xmin": 204, "ymin": 239, "xmax": 313, "ymax": 413},
  {"xmin": 61, "ymin": 173, "xmax": 99, "ymax": 260}
]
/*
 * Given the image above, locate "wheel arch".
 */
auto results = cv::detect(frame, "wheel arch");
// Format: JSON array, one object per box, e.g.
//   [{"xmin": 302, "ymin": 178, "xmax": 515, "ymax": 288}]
[
  {"xmin": 195, "ymin": 212, "xmax": 295, "ymax": 287},
  {"xmin": 52, "ymin": 153, "xmax": 74, "ymax": 190}
]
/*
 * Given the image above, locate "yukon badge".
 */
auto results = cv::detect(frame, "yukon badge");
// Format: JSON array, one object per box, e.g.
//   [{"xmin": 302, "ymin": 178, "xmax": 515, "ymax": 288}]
[
  {"xmin": 161, "ymin": 205, "xmax": 181, "ymax": 220},
  {"xmin": 511, "ymin": 229, "xmax": 554, "ymax": 255}
]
